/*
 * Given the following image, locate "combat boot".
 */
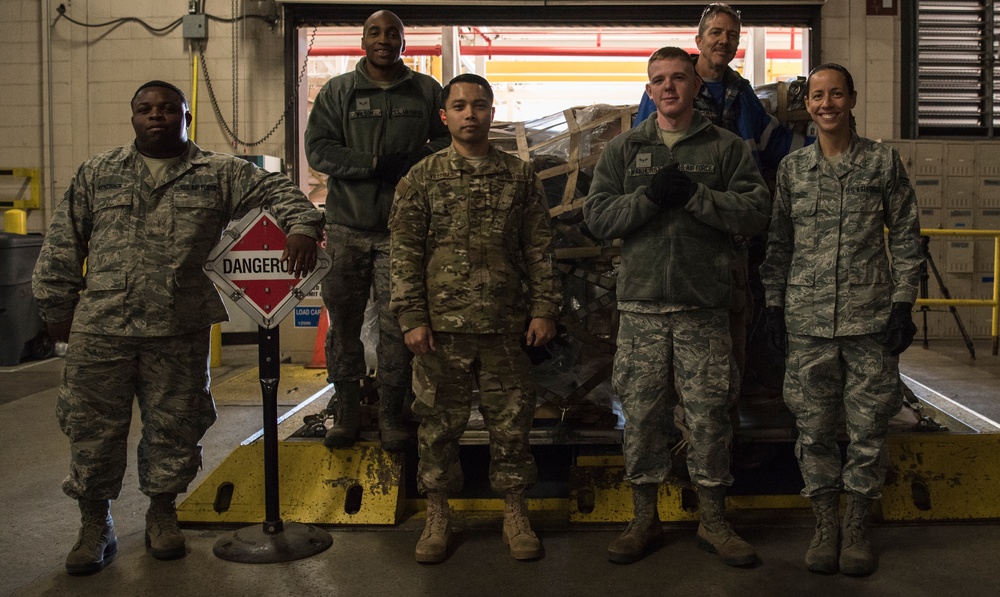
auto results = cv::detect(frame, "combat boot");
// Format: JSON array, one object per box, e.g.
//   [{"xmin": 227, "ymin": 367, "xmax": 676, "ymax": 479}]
[
  {"xmin": 324, "ymin": 381, "xmax": 362, "ymax": 448},
  {"xmin": 840, "ymin": 492, "xmax": 875, "ymax": 576},
  {"xmin": 607, "ymin": 483, "xmax": 663, "ymax": 564},
  {"xmin": 145, "ymin": 492, "xmax": 186, "ymax": 560},
  {"xmin": 696, "ymin": 485, "xmax": 757, "ymax": 567},
  {"xmin": 377, "ymin": 385, "xmax": 410, "ymax": 453},
  {"xmin": 502, "ymin": 491, "xmax": 543, "ymax": 560},
  {"xmin": 806, "ymin": 491, "xmax": 840, "ymax": 574},
  {"xmin": 65, "ymin": 499, "xmax": 118, "ymax": 575},
  {"xmin": 415, "ymin": 492, "xmax": 451, "ymax": 563}
]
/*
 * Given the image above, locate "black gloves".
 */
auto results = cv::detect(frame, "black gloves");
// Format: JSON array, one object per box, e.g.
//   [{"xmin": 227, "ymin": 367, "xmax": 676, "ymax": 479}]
[
  {"xmin": 522, "ymin": 343, "xmax": 552, "ymax": 366},
  {"xmin": 406, "ymin": 145, "xmax": 434, "ymax": 170},
  {"xmin": 645, "ymin": 164, "xmax": 695, "ymax": 210},
  {"xmin": 886, "ymin": 302, "xmax": 917, "ymax": 356},
  {"xmin": 373, "ymin": 152, "xmax": 408, "ymax": 183},
  {"xmin": 374, "ymin": 146, "xmax": 436, "ymax": 184},
  {"xmin": 763, "ymin": 303, "xmax": 914, "ymax": 357},
  {"xmin": 763, "ymin": 306, "xmax": 787, "ymax": 356}
]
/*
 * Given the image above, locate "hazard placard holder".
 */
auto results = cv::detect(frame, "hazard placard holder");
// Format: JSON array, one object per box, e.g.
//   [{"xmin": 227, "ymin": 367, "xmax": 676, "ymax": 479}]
[{"xmin": 203, "ymin": 205, "xmax": 334, "ymax": 563}]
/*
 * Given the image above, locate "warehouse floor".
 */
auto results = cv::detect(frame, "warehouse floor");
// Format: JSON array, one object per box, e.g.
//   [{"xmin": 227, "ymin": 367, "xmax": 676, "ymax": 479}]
[{"xmin": 2, "ymin": 339, "xmax": 998, "ymax": 597}]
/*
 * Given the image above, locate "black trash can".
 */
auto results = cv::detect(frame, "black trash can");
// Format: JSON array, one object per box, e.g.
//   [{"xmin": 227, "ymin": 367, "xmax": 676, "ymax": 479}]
[{"xmin": 0, "ymin": 232, "xmax": 49, "ymax": 366}]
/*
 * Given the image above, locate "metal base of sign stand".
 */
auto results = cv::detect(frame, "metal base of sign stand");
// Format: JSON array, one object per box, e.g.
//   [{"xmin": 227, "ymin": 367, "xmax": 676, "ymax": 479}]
[
  {"xmin": 213, "ymin": 520, "xmax": 333, "ymax": 564},
  {"xmin": 213, "ymin": 325, "xmax": 333, "ymax": 564}
]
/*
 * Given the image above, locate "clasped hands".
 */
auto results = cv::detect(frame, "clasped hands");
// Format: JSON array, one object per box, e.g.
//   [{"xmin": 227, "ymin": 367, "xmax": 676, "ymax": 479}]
[{"xmin": 645, "ymin": 163, "xmax": 696, "ymax": 210}]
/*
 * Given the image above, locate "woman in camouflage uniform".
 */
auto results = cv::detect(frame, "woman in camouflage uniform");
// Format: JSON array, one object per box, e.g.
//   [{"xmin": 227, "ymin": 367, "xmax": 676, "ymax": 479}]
[{"xmin": 760, "ymin": 64, "xmax": 921, "ymax": 577}]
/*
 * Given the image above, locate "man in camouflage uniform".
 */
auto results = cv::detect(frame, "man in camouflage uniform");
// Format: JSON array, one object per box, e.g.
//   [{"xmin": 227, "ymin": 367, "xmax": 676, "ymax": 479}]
[
  {"xmin": 760, "ymin": 64, "xmax": 921, "ymax": 576},
  {"xmin": 389, "ymin": 74, "xmax": 561, "ymax": 563},
  {"xmin": 585, "ymin": 47, "xmax": 770, "ymax": 566},
  {"xmin": 634, "ymin": 3, "xmax": 812, "ymax": 465},
  {"xmin": 32, "ymin": 81, "xmax": 322, "ymax": 575},
  {"xmin": 305, "ymin": 10, "xmax": 450, "ymax": 451}
]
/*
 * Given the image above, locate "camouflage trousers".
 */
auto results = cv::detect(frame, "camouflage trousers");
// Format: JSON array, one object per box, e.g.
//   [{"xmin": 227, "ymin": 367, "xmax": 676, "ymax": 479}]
[
  {"xmin": 729, "ymin": 247, "xmax": 751, "ymax": 383},
  {"xmin": 615, "ymin": 309, "xmax": 738, "ymax": 487},
  {"xmin": 783, "ymin": 333, "xmax": 903, "ymax": 499},
  {"xmin": 411, "ymin": 332, "xmax": 537, "ymax": 494},
  {"xmin": 665, "ymin": 250, "xmax": 750, "ymax": 440},
  {"xmin": 56, "ymin": 330, "xmax": 217, "ymax": 500},
  {"xmin": 321, "ymin": 223, "xmax": 412, "ymax": 391}
]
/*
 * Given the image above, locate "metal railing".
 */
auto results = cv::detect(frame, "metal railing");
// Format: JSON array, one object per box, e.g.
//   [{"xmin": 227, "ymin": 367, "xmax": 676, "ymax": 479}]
[{"xmin": 915, "ymin": 229, "xmax": 1000, "ymax": 356}]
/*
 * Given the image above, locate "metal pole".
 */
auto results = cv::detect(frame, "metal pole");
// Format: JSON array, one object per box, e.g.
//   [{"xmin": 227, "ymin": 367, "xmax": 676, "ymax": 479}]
[
  {"xmin": 259, "ymin": 325, "xmax": 283, "ymax": 532},
  {"xmin": 212, "ymin": 319, "xmax": 332, "ymax": 564}
]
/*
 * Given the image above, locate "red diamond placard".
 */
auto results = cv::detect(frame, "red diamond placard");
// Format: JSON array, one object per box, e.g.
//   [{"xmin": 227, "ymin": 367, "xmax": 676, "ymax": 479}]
[{"xmin": 204, "ymin": 206, "xmax": 330, "ymax": 328}]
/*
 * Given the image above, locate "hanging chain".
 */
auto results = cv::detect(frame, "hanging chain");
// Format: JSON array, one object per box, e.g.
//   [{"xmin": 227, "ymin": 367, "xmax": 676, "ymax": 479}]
[
  {"xmin": 198, "ymin": 27, "xmax": 315, "ymax": 149},
  {"xmin": 231, "ymin": 0, "xmax": 239, "ymax": 147}
]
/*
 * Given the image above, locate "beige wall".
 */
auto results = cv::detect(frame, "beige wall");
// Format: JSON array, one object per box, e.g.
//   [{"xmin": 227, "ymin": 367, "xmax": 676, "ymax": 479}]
[
  {"xmin": 820, "ymin": 0, "xmax": 901, "ymax": 141},
  {"xmin": 2, "ymin": 1, "xmax": 993, "ymax": 338},
  {"xmin": 0, "ymin": 0, "xmax": 1000, "ymax": 336},
  {"xmin": 2, "ymin": 0, "xmax": 903, "ymax": 233},
  {"xmin": 2, "ymin": 0, "xmax": 287, "ymax": 232}
]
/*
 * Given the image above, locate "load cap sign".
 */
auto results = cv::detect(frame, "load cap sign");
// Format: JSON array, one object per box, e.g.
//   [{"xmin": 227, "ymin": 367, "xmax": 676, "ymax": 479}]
[{"xmin": 203, "ymin": 206, "xmax": 330, "ymax": 329}]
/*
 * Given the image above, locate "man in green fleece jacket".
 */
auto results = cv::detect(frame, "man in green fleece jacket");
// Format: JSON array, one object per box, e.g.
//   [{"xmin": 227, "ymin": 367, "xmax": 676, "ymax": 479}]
[
  {"xmin": 584, "ymin": 46, "xmax": 769, "ymax": 567},
  {"xmin": 305, "ymin": 10, "xmax": 450, "ymax": 451}
]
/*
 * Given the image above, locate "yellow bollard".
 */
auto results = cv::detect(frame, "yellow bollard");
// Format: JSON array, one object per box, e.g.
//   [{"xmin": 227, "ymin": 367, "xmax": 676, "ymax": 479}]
[
  {"xmin": 4, "ymin": 209, "xmax": 27, "ymax": 234},
  {"xmin": 210, "ymin": 323, "xmax": 223, "ymax": 367}
]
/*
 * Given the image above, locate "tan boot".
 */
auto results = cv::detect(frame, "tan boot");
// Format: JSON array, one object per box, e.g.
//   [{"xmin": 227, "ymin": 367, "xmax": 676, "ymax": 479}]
[
  {"xmin": 145, "ymin": 493, "xmax": 186, "ymax": 560},
  {"xmin": 502, "ymin": 492, "xmax": 542, "ymax": 560},
  {"xmin": 415, "ymin": 492, "xmax": 451, "ymax": 563},
  {"xmin": 607, "ymin": 483, "xmax": 663, "ymax": 564},
  {"xmin": 840, "ymin": 493, "xmax": 875, "ymax": 576},
  {"xmin": 324, "ymin": 381, "xmax": 362, "ymax": 449},
  {"xmin": 65, "ymin": 499, "xmax": 118, "ymax": 576},
  {"xmin": 806, "ymin": 492, "xmax": 840, "ymax": 574},
  {"xmin": 696, "ymin": 485, "xmax": 757, "ymax": 567}
]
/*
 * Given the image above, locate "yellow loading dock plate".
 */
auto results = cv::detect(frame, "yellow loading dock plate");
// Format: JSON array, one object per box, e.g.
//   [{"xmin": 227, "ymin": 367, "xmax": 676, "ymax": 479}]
[
  {"xmin": 178, "ymin": 443, "xmax": 403, "ymax": 525},
  {"xmin": 184, "ymin": 360, "xmax": 1000, "ymax": 525},
  {"xmin": 881, "ymin": 433, "xmax": 1000, "ymax": 521},
  {"xmin": 568, "ymin": 433, "xmax": 1000, "ymax": 524},
  {"xmin": 568, "ymin": 455, "xmax": 810, "ymax": 524}
]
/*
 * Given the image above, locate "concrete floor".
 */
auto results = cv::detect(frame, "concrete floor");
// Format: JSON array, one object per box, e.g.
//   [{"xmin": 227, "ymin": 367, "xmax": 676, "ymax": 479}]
[{"xmin": 1, "ymin": 340, "xmax": 998, "ymax": 597}]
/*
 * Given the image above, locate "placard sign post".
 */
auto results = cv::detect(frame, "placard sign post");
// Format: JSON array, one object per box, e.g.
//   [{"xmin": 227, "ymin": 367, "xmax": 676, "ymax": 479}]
[{"xmin": 203, "ymin": 205, "xmax": 333, "ymax": 563}]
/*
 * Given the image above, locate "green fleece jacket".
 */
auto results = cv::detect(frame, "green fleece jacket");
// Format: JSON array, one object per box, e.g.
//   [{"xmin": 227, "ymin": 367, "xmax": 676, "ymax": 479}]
[
  {"xmin": 584, "ymin": 111, "xmax": 770, "ymax": 309},
  {"xmin": 304, "ymin": 59, "xmax": 450, "ymax": 232}
]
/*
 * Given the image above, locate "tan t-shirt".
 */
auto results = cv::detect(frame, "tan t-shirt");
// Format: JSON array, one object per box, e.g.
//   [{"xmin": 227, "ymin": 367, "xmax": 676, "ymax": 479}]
[{"xmin": 141, "ymin": 155, "xmax": 182, "ymax": 187}]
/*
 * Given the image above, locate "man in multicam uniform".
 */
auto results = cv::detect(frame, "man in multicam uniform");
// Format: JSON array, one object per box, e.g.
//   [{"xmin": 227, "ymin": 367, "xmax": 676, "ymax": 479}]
[
  {"xmin": 32, "ymin": 81, "xmax": 322, "ymax": 576},
  {"xmin": 585, "ymin": 47, "xmax": 770, "ymax": 567},
  {"xmin": 760, "ymin": 64, "xmax": 920, "ymax": 577},
  {"xmin": 389, "ymin": 74, "xmax": 561, "ymax": 564},
  {"xmin": 305, "ymin": 10, "xmax": 451, "ymax": 451}
]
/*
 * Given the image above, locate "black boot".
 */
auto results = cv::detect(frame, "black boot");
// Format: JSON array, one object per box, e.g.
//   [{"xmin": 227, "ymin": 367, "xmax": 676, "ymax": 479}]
[
  {"xmin": 378, "ymin": 385, "xmax": 410, "ymax": 453},
  {"xmin": 324, "ymin": 380, "xmax": 362, "ymax": 448},
  {"xmin": 65, "ymin": 499, "xmax": 118, "ymax": 576},
  {"xmin": 607, "ymin": 484, "xmax": 663, "ymax": 564}
]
